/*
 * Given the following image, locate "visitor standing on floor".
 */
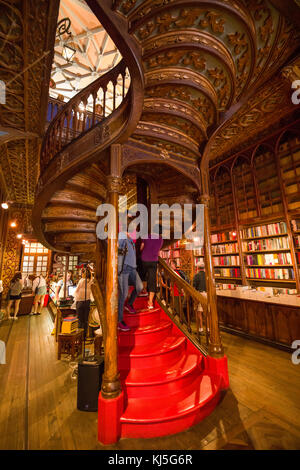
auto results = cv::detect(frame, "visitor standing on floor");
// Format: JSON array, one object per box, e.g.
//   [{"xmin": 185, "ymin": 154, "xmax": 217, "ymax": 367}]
[
  {"xmin": 73, "ymin": 268, "xmax": 93, "ymax": 338},
  {"xmin": 32, "ymin": 273, "xmax": 47, "ymax": 315},
  {"xmin": 55, "ymin": 270, "xmax": 73, "ymax": 303},
  {"xmin": 118, "ymin": 230, "xmax": 143, "ymax": 332},
  {"xmin": 140, "ymin": 225, "xmax": 163, "ymax": 309},
  {"xmin": 192, "ymin": 262, "xmax": 207, "ymax": 333},
  {"xmin": 6, "ymin": 271, "xmax": 23, "ymax": 320}
]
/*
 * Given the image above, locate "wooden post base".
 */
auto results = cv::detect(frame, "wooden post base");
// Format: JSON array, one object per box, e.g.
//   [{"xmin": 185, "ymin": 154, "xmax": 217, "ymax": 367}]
[
  {"xmin": 204, "ymin": 355, "xmax": 229, "ymax": 390},
  {"xmin": 98, "ymin": 390, "xmax": 124, "ymax": 445}
]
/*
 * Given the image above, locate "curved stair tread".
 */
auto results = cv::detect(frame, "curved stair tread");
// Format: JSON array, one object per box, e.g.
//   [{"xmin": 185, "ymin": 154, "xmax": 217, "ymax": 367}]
[
  {"xmin": 118, "ymin": 335, "xmax": 185, "ymax": 358},
  {"xmin": 121, "ymin": 373, "xmax": 222, "ymax": 424},
  {"xmin": 120, "ymin": 353, "xmax": 201, "ymax": 386},
  {"xmin": 118, "ymin": 319, "xmax": 172, "ymax": 336},
  {"xmin": 129, "ymin": 306, "xmax": 161, "ymax": 315}
]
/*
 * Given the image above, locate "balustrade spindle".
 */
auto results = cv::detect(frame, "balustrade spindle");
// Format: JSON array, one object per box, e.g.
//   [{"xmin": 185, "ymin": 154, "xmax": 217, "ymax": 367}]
[{"xmin": 113, "ymin": 82, "xmax": 116, "ymax": 110}]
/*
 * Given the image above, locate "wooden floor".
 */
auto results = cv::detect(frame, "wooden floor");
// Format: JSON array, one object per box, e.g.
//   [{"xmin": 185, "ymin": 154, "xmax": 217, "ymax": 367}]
[{"xmin": 0, "ymin": 310, "xmax": 300, "ymax": 450}]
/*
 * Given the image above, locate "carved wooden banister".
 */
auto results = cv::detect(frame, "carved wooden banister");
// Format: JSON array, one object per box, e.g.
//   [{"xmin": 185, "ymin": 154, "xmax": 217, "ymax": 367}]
[
  {"xmin": 41, "ymin": 59, "xmax": 129, "ymax": 172},
  {"xmin": 157, "ymin": 257, "xmax": 209, "ymax": 354}
]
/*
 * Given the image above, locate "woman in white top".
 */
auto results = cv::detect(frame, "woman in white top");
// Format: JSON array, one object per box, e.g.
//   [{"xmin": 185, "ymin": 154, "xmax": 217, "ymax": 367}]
[
  {"xmin": 73, "ymin": 268, "xmax": 93, "ymax": 335},
  {"xmin": 31, "ymin": 273, "xmax": 47, "ymax": 315}
]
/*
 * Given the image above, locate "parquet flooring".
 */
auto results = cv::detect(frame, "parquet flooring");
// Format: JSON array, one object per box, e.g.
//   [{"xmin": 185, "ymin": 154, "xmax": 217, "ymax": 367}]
[{"xmin": 0, "ymin": 310, "xmax": 299, "ymax": 450}]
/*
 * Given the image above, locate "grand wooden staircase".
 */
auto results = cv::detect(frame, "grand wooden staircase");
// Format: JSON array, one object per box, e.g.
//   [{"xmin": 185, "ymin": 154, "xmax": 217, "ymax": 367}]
[
  {"xmin": 118, "ymin": 295, "xmax": 224, "ymax": 439},
  {"xmin": 32, "ymin": 0, "xmax": 299, "ymax": 445}
]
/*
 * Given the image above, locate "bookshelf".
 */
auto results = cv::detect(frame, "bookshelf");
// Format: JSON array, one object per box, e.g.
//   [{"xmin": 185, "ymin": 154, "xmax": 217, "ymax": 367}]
[
  {"xmin": 240, "ymin": 221, "xmax": 296, "ymax": 286},
  {"xmin": 210, "ymin": 230, "xmax": 242, "ymax": 284},
  {"xmin": 291, "ymin": 219, "xmax": 300, "ymax": 267},
  {"xmin": 278, "ymin": 135, "xmax": 300, "ymax": 212},
  {"xmin": 160, "ymin": 240, "xmax": 194, "ymax": 280}
]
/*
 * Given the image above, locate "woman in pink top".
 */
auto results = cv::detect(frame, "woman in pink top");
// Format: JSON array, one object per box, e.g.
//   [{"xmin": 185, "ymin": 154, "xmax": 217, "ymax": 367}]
[{"xmin": 140, "ymin": 225, "xmax": 163, "ymax": 309}]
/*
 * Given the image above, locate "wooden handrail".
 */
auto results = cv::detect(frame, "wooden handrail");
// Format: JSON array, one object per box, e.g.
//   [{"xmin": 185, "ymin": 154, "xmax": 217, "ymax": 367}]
[
  {"xmin": 41, "ymin": 59, "xmax": 129, "ymax": 172},
  {"xmin": 157, "ymin": 257, "xmax": 209, "ymax": 353}
]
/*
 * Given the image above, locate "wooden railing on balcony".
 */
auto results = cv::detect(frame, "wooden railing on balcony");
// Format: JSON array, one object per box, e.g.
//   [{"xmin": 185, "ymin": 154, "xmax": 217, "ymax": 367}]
[
  {"xmin": 47, "ymin": 96, "xmax": 104, "ymax": 126},
  {"xmin": 157, "ymin": 257, "xmax": 209, "ymax": 355},
  {"xmin": 41, "ymin": 59, "xmax": 129, "ymax": 172}
]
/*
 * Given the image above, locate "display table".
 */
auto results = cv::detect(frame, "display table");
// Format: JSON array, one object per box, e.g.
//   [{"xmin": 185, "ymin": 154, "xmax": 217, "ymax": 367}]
[
  {"xmin": 17, "ymin": 294, "xmax": 35, "ymax": 316},
  {"xmin": 57, "ymin": 329, "xmax": 84, "ymax": 360},
  {"xmin": 217, "ymin": 289, "xmax": 300, "ymax": 350}
]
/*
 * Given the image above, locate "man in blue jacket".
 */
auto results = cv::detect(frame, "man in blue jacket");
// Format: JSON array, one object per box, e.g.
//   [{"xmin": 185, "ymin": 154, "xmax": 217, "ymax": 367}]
[{"xmin": 118, "ymin": 230, "xmax": 143, "ymax": 331}]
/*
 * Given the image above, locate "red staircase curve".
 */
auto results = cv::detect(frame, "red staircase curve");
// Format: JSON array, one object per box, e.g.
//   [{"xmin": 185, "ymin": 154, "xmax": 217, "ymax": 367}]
[{"xmin": 98, "ymin": 295, "xmax": 229, "ymax": 441}]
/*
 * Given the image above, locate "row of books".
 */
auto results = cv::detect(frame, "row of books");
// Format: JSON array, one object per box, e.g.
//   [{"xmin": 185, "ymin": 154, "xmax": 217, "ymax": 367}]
[
  {"xmin": 216, "ymin": 283, "xmax": 237, "ymax": 290},
  {"xmin": 215, "ymin": 268, "xmax": 241, "ymax": 278},
  {"xmin": 211, "ymin": 231, "xmax": 236, "ymax": 243},
  {"xmin": 273, "ymin": 288, "xmax": 297, "ymax": 295},
  {"xmin": 194, "ymin": 249, "xmax": 204, "ymax": 256},
  {"xmin": 291, "ymin": 219, "xmax": 300, "ymax": 231},
  {"xmin": 212, "ymin": 243, "xmax": 238, "ymax": 254},
  {"xmin": 297, "ymin": 252, "xmax": 300, "ymax": 264},
  {"xmin": 294, "ymin": 235, "xmax": 300, "ymax": 248},
  {"xmin": 242, "ymin": 237, "xmax": 289, "ymax": 252},
  {"xmin": 241, "ymin": 222, "xmax": 287, "ymax": 239},
  {"xmin": 244, "ymin": 253, "xmax": 292, "ymax": 266},
  {"xmin": 245, "ymin": 268, "xmax": 295, "ymax": 280},
  {"xmin": 160, "ymin": 251, "xmax": 170, "ymax": 259},
  {"xmin": 213, "ymin": 255, "xmax": 240, "ymax": 266}
]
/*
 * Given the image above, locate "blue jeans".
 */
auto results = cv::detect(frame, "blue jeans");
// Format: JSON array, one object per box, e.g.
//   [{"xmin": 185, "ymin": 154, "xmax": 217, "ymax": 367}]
[{"xmin": 118, "ymin": 265, "xmax": 143, "ymax": 322}]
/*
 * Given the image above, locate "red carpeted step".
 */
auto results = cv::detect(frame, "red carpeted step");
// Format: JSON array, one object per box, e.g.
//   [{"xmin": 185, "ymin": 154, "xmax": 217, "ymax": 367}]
[
  {"xmin": 121, "ymin": 353, "xmax": 203, "ymax": 398},
  {"xmin": 120, "ymin": 373, "xmax": 222, "ymax": 438},
  {"xmin": 118, "ymin": 319, "xmax": 173, "ymax": 347},
  {"xmin": 118, "ymin": 335, "xmax": 186, "ymax": 370},
  {"xmin": 123, "ymin": 306, "xmax": 161, "ymax": 327}
]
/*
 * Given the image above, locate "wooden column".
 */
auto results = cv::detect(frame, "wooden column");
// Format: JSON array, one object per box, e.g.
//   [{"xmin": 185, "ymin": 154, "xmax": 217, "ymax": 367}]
[
  {"xmin": 101, "ymin": 144, "xmax": 122, "ymax": 399},
  {"xmin": 199, "ymin": 191, "xmax": 224, "ymax": 358}
]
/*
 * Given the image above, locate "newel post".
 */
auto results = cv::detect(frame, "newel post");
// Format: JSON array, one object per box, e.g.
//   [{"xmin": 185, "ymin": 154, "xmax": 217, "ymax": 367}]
[
  {"xmin": 101, "ymin": 145, "xmax": 122, "ymax": 399},
  {"xmin": 199, "ymin": 192, "xmax": 224, "ymax": 358},
  {"xmin": 98, "ymin": 144, "xmax": 124, "ymax": 445}
]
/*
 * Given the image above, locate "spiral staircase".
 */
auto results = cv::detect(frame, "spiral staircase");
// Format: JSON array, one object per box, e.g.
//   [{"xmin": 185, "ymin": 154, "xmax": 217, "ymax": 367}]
[{"xmin": 32, "ymin": 0, "xmax": 300, "ymax": 444}]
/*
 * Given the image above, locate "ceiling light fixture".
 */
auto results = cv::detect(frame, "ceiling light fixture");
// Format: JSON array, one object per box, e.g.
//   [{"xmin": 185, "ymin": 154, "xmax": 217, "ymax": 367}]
[
  {"xmin": 62, "ymin": 44, "xmax": 76, "ymax": 62},
  {"xmin": 17, "ymin": 234, "xmax": 22, "ymax": 239},
  {"xmin": 10, "ymin": 221, "xmax": 17, "ymax": 228},
  {"xmin": 1, "ymin": 202, "xmax": 9, "ymax": 209},
  {"xmin": 56, "ymin": 17, "xmax": 76, "ymax": 63}
]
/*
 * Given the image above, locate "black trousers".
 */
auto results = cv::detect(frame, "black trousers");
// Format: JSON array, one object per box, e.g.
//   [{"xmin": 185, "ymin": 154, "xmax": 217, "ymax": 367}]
[
  {"xmin": 141, "ymin": 261, "xmax": 158, "ymax": 293},
  {"xmin": 76, "ymin": 300, "xmax": 90, "ymax": 338}
]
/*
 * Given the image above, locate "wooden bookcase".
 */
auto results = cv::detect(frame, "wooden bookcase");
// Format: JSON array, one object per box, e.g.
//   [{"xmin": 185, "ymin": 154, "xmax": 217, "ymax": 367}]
[
  {"xmin": 240, "ymin": 221, "xmax": 295, "ymax": 288},
  {"xmin": 210, "ymin": 230, "xmax": 242, "ymax": 284},
  {"xmin": 160, "ymin": 240, "xmax": 194, "ymax": 280},
  {"xmin": 208, "ymin": 122, "xmax": 300, "ymax": 293}
]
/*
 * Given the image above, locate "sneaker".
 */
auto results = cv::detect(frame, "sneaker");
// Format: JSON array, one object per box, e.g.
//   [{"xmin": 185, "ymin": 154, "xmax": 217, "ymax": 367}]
[
  {"xmin": 124, "ymin": 304, "xmax": 136, "ymax": 314},
  {"xmin": 13, "ymin": 317, "xmax": 18, "ymax": 321},
  {"xmin": 138, "ymin": 290, "xmax": 148, "ymax": 297},
  {"xmin": 147, "ymin": 304, "xmax": 154, "ymax": 310},
  {"xmin": 118, "ymin": 321, "xmax": 131, "ymax": 332},
  {"xmin": 29, "ymin": 312, "xmax": 34, "ymax": 316}
]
